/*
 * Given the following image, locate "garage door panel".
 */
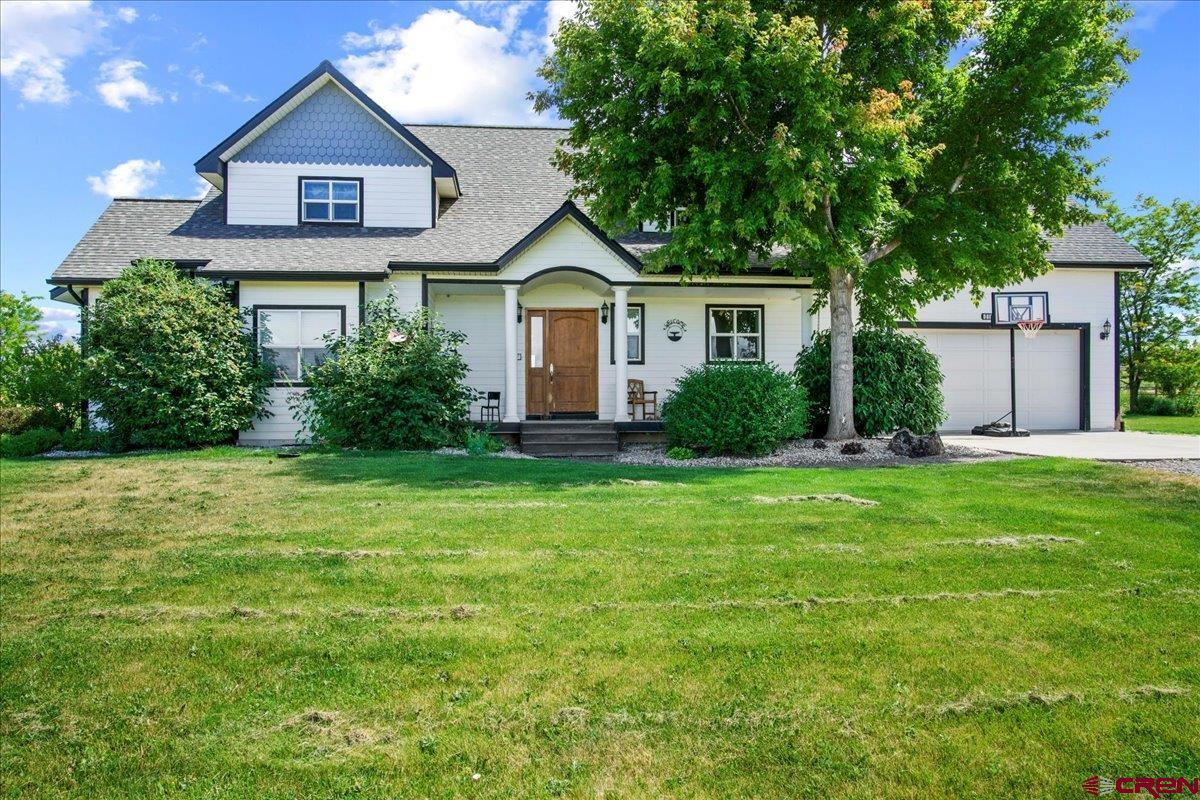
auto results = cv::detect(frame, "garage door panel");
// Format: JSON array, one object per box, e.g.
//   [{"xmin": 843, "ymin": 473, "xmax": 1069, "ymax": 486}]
[{"xmin": 914, "ymin": 329, "xmax": 1079, "ymax": 432}]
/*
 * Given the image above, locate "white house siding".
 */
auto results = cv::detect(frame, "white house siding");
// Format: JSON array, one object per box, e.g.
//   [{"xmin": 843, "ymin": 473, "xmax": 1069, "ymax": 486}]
[
  {"xmin": 430, "ymin": 284, "xmax": 808, "ymax": 421},
  {"xmin": 238, "ymin": 281, "xmax": 362, "ymax": 445},
  {"xmin": 225, "ymin": 161, "xmax": 432, "ymax": 228},
  {"xmin": 372, "ymin": 274, "xmax": 423, "ymax": 311}
]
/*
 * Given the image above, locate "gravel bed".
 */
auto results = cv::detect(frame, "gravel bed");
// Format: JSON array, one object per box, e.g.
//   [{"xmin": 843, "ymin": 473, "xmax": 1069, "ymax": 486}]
[
  {"xmin": 433, "ymin": 447, "xmax": 535, "ymax": 459},
  {"xmin": 613, "ymin": 438, "xmax": 1003, "ymax": 468},
  {"xmin": 42, "ymin": 450, "xmax": 111, "ymax": 459},
  {"xmin": 1118, "ymin": 459, "xmax": 1200, "ymax": 479}
]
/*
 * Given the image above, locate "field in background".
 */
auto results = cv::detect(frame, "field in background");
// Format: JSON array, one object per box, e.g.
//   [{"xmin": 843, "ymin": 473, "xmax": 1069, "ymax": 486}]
[{"xmin": 2, "ymin": 449, "xmax": 1198, "ymax": 798}]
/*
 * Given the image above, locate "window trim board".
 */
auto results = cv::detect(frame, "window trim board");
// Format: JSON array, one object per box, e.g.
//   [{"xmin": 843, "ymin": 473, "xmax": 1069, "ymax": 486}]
[
  {"xmin": 252, "ymin": 304, "xmax": 347, "ymax": 386},
  {"xmin": 296, "ymin": 176, "xmax": 364, "ymax": 227},
  {"xmin": 704, "ymin": 304, "xmax": 765, "ymax": 362},
  {"xmin": 609, "ymin": 302, "xmax": 646, "ymax": 365}
]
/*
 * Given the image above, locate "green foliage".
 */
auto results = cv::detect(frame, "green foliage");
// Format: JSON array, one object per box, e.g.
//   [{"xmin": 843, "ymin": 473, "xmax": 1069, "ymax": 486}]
[
  {"xmin": 1109, "ymin": 197, "xmax": 1200, "ymax": 411},
  {"xmin": 0, "ymin": 405, "xmax": 36, "ymax": 435},
  {"xmin": 662, "ymin": 362, "xmax": 809, "ymax": 456},
  {"xmin": 0, "ymin": 427, "xmax": 61, "ymax": 458},
  {"xmin": 297, "ymin": 296, "xmax": 475, "ymax": 450},
  {"xmin": 465, "ymin": 428, "xmax": 505, "ymax": 455},
  {"xmin": 665, "ymin": 446, "xmax": 695, "ymax": 460},
  {"xmin": 60, "ymin": 427, "xmax": 118, "ymax": 452},
  {"xmin": 5, "ymin": 337, "xmax": 82, "ymax": 432},
  {"xmin": 1131, "ymin": 395, "xmax": 1197, "ymax": 418},
  {"xmin": 1143, "ymin": 340, "xmax": 1200, "ymax": 401},
  {"xmin": 0, "ymin": 290, "xmax": 42, "ymax": 402},
  {"xmin": 86, "ymin": 260, "xmax": 273, "ymax": 449},
  {"xmin": 537, "ymin": 0, "xmax": 1134, "ymax": 317},
  {"xmin": 796, "ymin": 328, "xmax": 946, "ymax": 436}
]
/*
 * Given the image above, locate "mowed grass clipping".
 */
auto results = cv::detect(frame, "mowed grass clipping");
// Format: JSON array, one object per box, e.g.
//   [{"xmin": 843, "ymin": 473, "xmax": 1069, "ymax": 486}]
[{"xmin": 1, "ymin": 449, "xmax": 1198, "ymax": 799}]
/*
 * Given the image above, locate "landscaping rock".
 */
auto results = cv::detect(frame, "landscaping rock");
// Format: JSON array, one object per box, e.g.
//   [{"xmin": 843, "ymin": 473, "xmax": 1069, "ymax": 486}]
[
  {"xmin": 840, "ymin": 441, "xmax": 866, "ymax": 455},
  {"xmin": 888, "ymin": 428, "xmax": 945, "ymax": 458},
  {"xmin": 811, "ymin": 439, "xmax": 827, "ymax": 450}
]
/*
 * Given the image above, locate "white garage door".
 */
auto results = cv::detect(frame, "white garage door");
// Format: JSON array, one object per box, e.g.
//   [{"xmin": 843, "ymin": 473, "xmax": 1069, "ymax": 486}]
[{"xmin": 914, "ymin": 329, "xmax": 1081, "ymax": 432}]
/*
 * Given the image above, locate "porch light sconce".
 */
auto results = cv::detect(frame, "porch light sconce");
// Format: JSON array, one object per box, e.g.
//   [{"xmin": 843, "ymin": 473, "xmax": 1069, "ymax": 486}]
[
  {"xmin": 516, "ymin": 303, "xmax": 523, "ymax": 324},
  {"xmin": 1100, "ymin": 319, "xmax": 1111, "ymax": 340},
  {"xmin": 600, "ymin": 302, "xmax": 610, "ymax": 324}
]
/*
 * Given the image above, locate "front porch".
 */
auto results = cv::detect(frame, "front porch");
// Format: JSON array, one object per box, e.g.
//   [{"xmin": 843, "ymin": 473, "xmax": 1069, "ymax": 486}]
[
  {"xmin": 428, "ymin": 266, "xmax": 814, "ymax": 427},
  {"xmin": 473, "ymin": 418, "xmax": 665, "ymax": 456}
]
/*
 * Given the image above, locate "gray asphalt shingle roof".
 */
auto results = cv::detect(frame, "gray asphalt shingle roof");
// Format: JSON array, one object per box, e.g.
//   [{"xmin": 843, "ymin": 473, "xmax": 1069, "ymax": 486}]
[{"xmin": 50, "ymin": 124, "xmax": 1147, "ymax": 283}]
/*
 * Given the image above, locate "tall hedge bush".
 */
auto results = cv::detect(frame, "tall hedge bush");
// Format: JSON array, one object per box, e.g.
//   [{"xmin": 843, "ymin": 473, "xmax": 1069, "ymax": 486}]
[
  {"xmin": 662, "ymin": 362, "xmax": 809, "ymax": 456},
  {"xmin": 86, "ymin": 260, "xmax": 272, "ymax": 448},
  {"xmin": 296, "ymin": 297, "xmax": 474, "ymax": 449},
  {"xmin": 795, "ymin": 327, "xmax": 945, "ymax": 437}
]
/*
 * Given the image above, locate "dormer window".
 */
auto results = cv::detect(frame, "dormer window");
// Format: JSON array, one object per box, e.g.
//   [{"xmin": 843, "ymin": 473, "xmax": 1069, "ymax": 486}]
[{"xmin": 300, "ymin": 178, "xmax": 362, "ymax": 225}]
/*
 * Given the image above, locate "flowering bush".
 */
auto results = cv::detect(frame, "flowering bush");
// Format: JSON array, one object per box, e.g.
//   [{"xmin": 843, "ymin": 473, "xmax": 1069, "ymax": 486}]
[{"xmin": 296, "ymin": 296, "xmax": 475, "ymax": 450}]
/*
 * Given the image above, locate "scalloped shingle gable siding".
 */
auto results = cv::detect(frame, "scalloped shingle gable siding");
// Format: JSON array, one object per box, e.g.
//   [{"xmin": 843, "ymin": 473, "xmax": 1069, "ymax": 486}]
[{"xmin": 231, "ymin": 83, "xmax": 425, "ymax": 167}]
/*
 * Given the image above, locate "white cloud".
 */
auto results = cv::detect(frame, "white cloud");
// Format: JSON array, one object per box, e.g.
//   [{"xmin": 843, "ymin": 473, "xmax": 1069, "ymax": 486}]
[
  {"xmin": 542, "ymin": 0, "xmax": 578, "ymax": 51},
  {"xmin": 339, "ymin": 7, "xmax": 565, "ymax": 124},
  {"xmin": 190, "ymin": 68, "xmax": 229, "ymax": 94},
  {"xmin": 116, "ymin": 6, "xmax": 138, "ymax": 24},
  {"xmin": 1125, "ymin": 0, "xmax": 1178, "ymax": 32},
  {"xmin": 190, "ymin": 68, "xmax": 255, "ymax": 102},
  {"xmin": 96, "ymin": 58, "xmax": 161, "ymax": 110},
  {"xmin": 0, "ymin": 0, "xmax": 107, "ymax": 104},
  {"xmin": 192, "ymin": 175, "xmax": 213, "ymax": 199},
  {"xmin": 36, "ymin": 306, "xmax": 80, "ymax": 340},
  {"xmin": 86, "ymin": 158, "xmax": 163, "ymax": 197}
]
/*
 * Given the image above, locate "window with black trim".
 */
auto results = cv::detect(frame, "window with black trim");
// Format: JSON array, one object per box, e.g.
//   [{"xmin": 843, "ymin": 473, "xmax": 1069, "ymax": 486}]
[
  {"xmin": 610, "ymin": 303, "xmax": 645, "ymax": 364},
  {"xmin": 707, "ymin": 306, "xmax": 763, "ymax": 361},
  {"xmin": 300, "ymin": 178, "xmax": 361, "ymax": 224},
  {"xmin": 255, "ymin": 306, "xmax": 345, "ymax": 383}
]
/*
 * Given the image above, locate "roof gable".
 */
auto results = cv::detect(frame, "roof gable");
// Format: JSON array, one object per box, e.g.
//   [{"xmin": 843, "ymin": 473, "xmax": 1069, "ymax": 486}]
[
  {"xmin": 231, "ymin": 83, "xmax": 426, "ymax": 167},
  {"xmin": 495, "ymin": 202, "xmax": 642, "ymax": 273},
  {"xmin": 194, "ymin": 60, "xmax": 455, "ymax": 185}
]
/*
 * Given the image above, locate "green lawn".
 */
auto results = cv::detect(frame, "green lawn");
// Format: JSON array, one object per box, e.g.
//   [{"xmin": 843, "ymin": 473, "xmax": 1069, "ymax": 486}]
[
  {"xmin": 2, "ymin": 450, "xmax": 1198, "ymax": 799},
  {"xmin": 1123, "ymin": 413, "xmax": 1200, "ymax": 435}
]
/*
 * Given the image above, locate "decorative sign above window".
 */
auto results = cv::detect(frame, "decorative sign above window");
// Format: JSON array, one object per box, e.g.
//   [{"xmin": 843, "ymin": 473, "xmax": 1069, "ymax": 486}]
[{"xmin": 663, "ymin": 318, "xmax": 687, "ymax": 342}]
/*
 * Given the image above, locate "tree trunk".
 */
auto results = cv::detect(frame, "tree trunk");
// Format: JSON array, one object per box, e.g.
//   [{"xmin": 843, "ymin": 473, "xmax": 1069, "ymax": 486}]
[
  {"xmin": 825, "ymin": 266, "xmax": 857, "ymax": 440},
  {"xmin": 1128, "ymin": 371, "xmax": 1141, "ymax": 413}
]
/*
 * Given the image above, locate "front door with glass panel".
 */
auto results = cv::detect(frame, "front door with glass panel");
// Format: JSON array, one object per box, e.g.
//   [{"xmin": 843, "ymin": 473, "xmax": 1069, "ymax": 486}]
[{"xmin": 525, "ymin": 309, "xmax": 598, "ymax": 418}]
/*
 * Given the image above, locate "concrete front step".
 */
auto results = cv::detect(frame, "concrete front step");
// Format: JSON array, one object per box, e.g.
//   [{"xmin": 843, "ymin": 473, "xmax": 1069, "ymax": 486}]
[{"xmin": 519, "ymin": 421, "xmax": 619, "ymax": 457}]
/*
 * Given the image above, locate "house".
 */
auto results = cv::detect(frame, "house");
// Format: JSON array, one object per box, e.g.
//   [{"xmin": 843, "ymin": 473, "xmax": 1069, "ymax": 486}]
[{"xmin": 49, "ymin": 61, "xmax": 1148, "ymax": 447}]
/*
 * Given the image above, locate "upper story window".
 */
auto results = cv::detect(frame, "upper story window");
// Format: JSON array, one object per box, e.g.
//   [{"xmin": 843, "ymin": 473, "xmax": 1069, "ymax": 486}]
[
  {"xmin": 638, "ymin": 208, "xmax": 685, "ymax": 233},
  {"xmin": 707, "ymin": 305, "xmax": 763, "ymax": 362},
  {"xmin": 256, "ymin": 306, "xmax": 345, "ymax": 383},
  {"xmin": 300, "ymin": 178, "xmax": 362, "ymax": 225}
]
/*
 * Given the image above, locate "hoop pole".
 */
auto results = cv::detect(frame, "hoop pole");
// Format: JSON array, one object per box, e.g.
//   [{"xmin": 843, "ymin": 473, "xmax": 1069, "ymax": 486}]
[{"xmin": 1009, "ymin": 327, "xmax": 1017, "ymax": 437}]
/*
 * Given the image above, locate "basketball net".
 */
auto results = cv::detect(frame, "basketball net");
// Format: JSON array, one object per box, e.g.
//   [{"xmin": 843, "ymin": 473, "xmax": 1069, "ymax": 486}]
[{"xmin": 1017, "ymin": 319, "xmax": 1044, "ymax": 339}]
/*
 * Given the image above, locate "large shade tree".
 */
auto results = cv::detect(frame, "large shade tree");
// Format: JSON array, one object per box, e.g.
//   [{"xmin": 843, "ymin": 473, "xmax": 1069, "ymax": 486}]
[
  {"xmin": 536, "ymin": 0, "xmax": 1135, "ymax": 438},
  {"xmin": 1106, "ymin": 196, "xmax": 1200, "ymax": 411}
]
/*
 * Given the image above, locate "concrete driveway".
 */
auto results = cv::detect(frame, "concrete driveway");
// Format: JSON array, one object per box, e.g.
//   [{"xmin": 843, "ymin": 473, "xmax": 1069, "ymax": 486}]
[{"xmin": 941, "ymin": 431, "xmax": 1200, "ymax": 460}]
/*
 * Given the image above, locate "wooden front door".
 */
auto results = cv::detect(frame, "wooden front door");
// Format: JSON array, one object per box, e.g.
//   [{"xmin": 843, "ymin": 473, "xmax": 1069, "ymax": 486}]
[{"xmin": 525, "ymin": 309, "xmax": 598, "ymax": 418}]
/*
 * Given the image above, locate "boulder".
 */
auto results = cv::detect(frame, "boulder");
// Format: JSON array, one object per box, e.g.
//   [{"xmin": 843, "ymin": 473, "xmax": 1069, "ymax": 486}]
[
  {"xmin": 840, "ymin": 441, "xmax": 866, "ymax": 455},
  {"xmin": 888, "ymin": 428, "xmax": 944, "ymax": 458},
  {"xmin": 811, "ymin": 439, "xmax": 828, "ymax": 450}
]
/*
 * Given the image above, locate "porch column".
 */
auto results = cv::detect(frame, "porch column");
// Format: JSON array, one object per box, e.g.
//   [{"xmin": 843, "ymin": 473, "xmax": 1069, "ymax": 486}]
[
  {"xmin": 503, "ymin": 284, "xmax": 520, "ymax": 422},
  {"xmin": 613, "ymin": 287, "xmax": 630, "ymax": 422}
]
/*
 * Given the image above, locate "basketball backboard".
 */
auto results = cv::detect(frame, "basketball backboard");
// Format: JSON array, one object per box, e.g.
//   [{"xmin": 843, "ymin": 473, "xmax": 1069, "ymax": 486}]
[{"xmin": 991, "ymin": 292, "xmax": 1049, "ymax": 326}]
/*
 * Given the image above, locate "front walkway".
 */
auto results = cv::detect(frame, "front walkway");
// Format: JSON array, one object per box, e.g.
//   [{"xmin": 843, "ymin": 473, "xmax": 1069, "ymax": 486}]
[{"xmin": 942, "ymin": 431, "xmax": 1200, "ymax": 461}]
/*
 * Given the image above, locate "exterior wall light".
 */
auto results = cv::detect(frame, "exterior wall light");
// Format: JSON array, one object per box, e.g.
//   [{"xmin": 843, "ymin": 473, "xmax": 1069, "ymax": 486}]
[
  {"xmin": 516, "ymin": 303, "xmax": 523, "ymax": 324},
  {"xmin": 600, "ymin": 302, "xmax": 610, "ymax": 324},
  {"xmin": 1100, "ymin": 319, "xmax": 1111, "ymax": 340}
]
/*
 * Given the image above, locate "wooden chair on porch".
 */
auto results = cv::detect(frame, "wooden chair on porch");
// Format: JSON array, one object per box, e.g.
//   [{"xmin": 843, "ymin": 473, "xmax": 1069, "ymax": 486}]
[
  {"xmin": 479, "ymin": 391, "xmax": 501, "ymax": 422},
  {"xmin": 627, "ymin": 379, "xmax": 658, "ymax": 420}
]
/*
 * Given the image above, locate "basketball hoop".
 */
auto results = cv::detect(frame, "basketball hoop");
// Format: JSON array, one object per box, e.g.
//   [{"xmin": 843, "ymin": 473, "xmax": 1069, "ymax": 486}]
[{"xmin": 1017, "ymin": 319, "xmax": 1044, "ymax": 339}]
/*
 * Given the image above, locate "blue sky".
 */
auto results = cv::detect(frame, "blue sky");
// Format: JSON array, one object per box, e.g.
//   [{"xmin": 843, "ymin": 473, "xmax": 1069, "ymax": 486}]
[{"xmin": 1, "ymin": 0, "xmax": 1197, "ymax": 338}]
